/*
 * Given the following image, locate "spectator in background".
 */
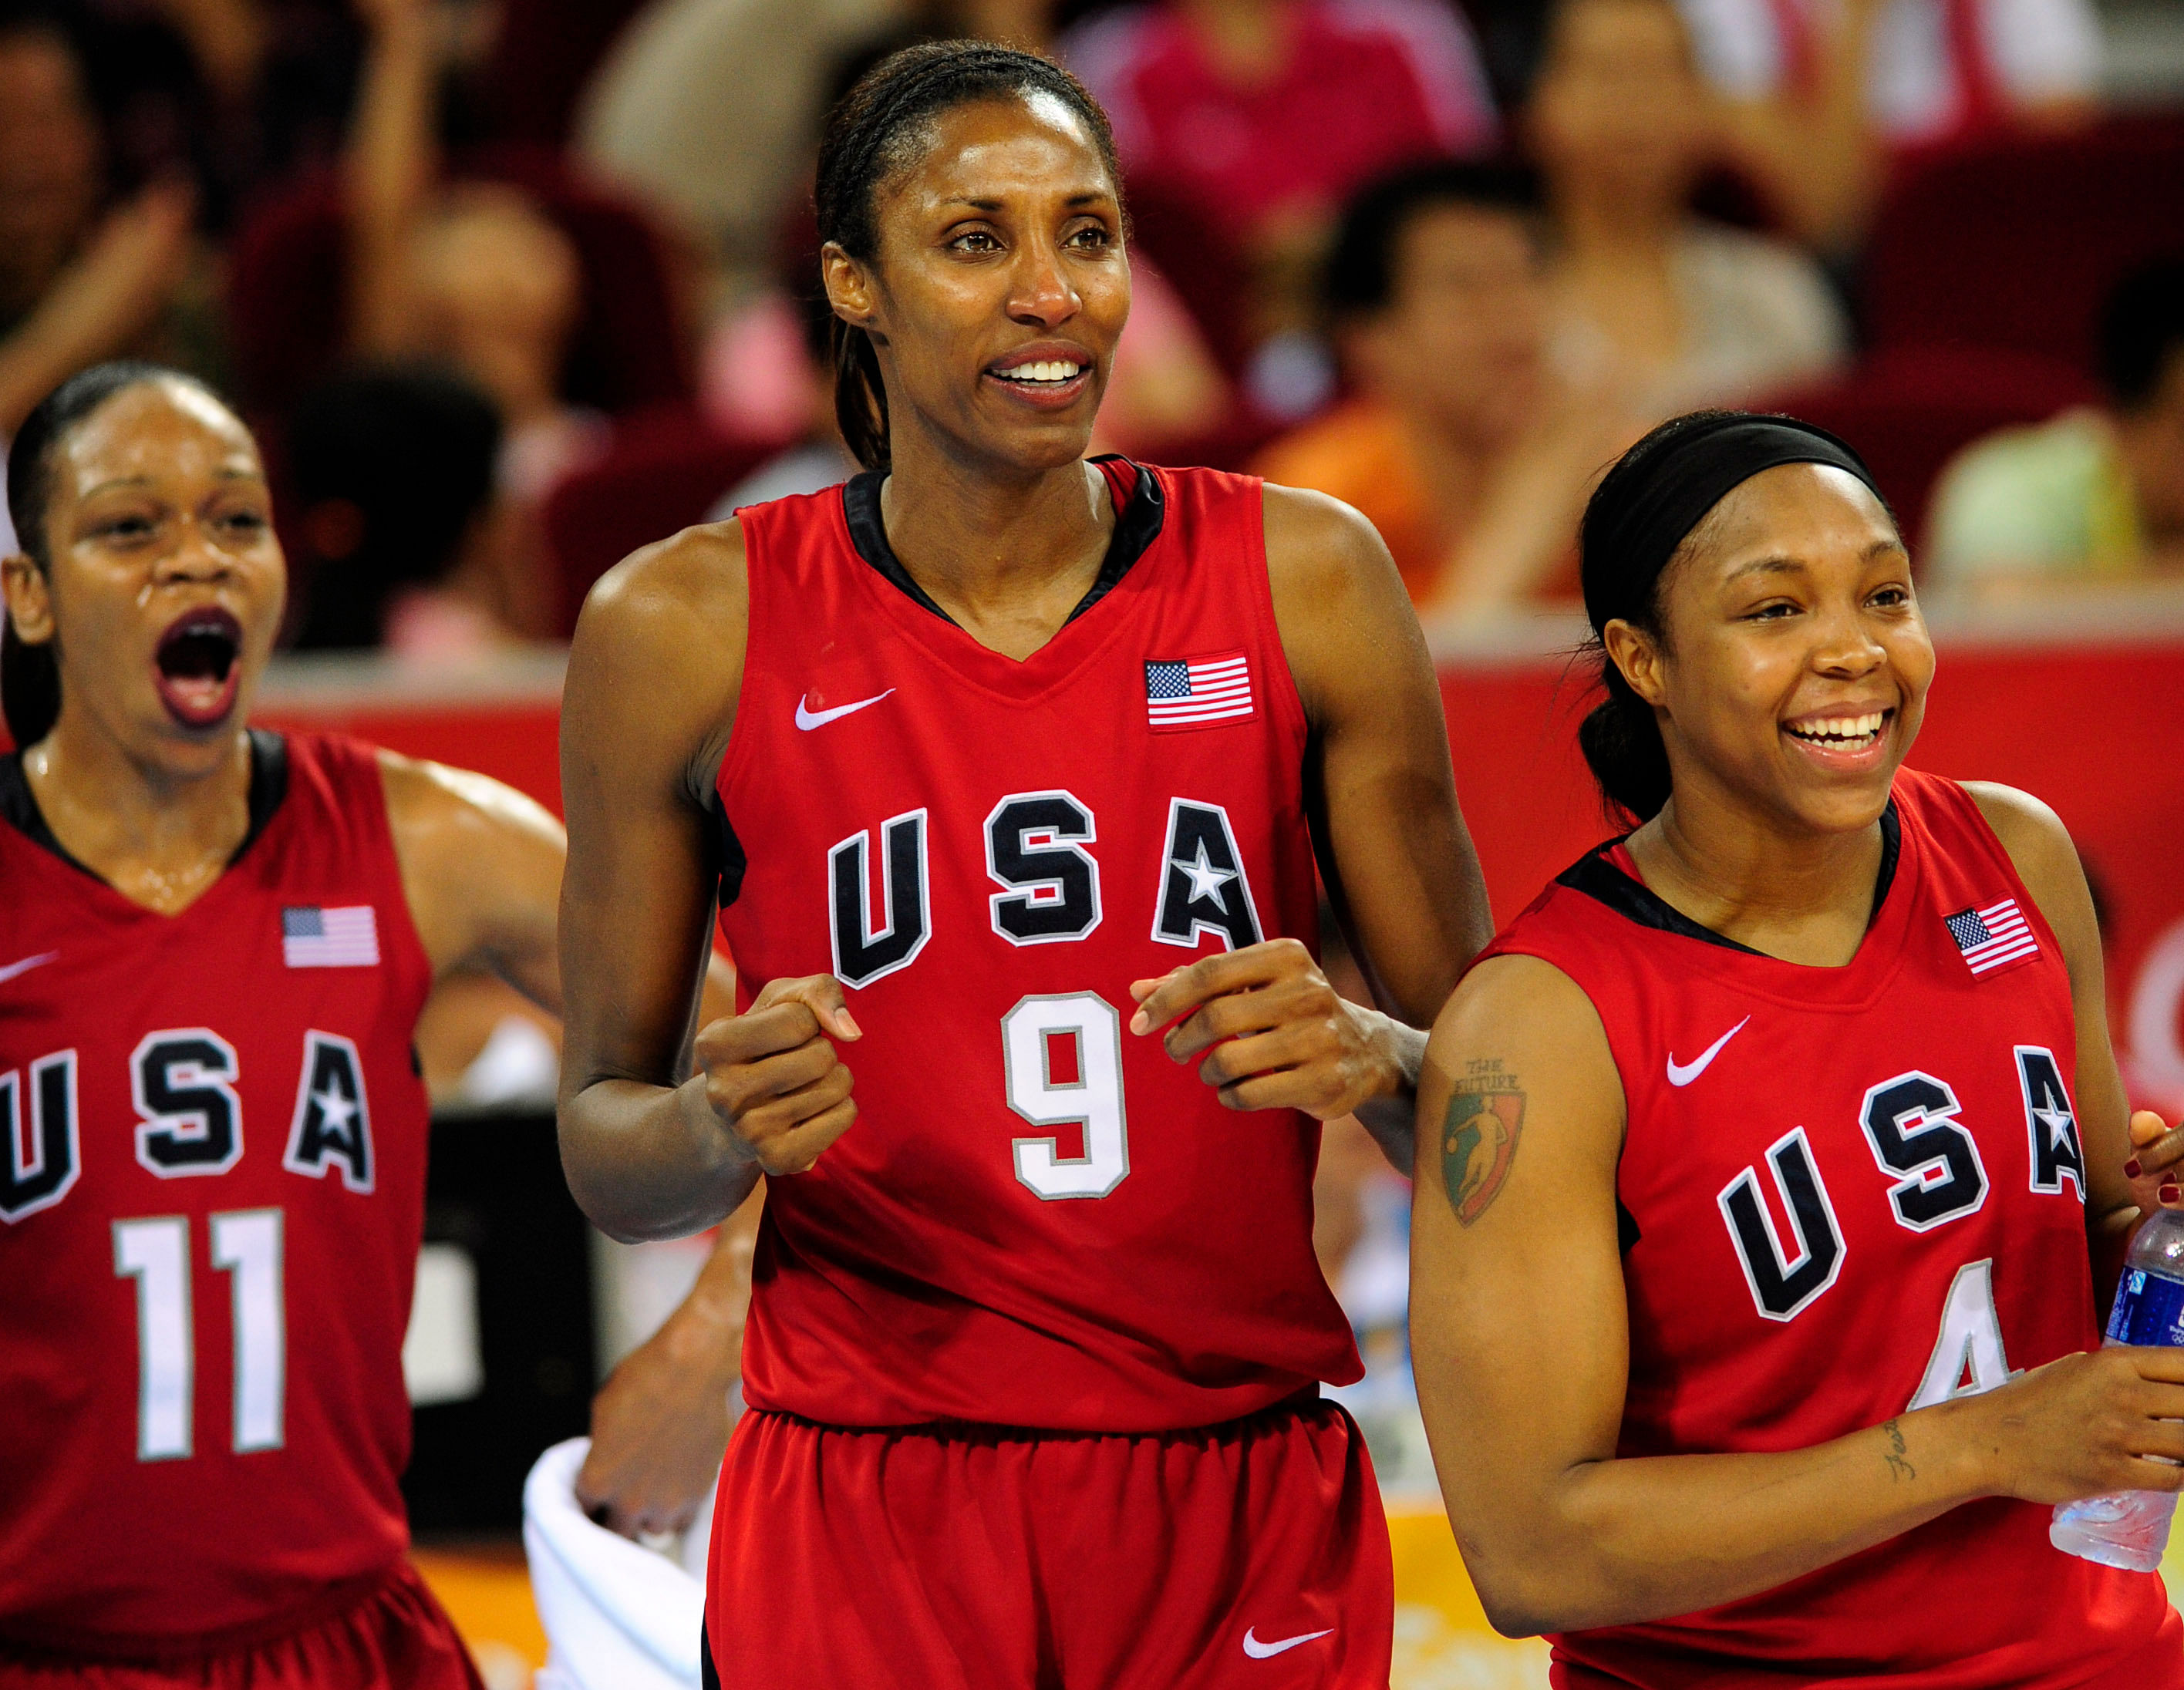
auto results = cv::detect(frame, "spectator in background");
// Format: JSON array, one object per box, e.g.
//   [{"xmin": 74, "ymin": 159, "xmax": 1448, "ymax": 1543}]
[
  {"xmin": 1527, "ymin": 0, "xmax": 1846, "ymax": 417},
  {"xmin": 0, "ymin": 14, "xmax": 211, "ymax": 456},
  {"xmin": 575, "ymin": 0, "xmax": 908, "ymax": 313},
  {"xmin": 1925, "ymin": 261, "xmax": 2184, "ymax": 598},
  {"xmin": 345, "ymin": 0, "xmax": 608, "ymax": 517},
  {"xmin": 1255, "ymin": 160, "xmax": 1640, "ymax": 616},
  {"xmin": 1063, "ymin": 0, "xmax": 1495, "ymax": 402},
  {"xmin": 1680, "ymin": 0, "xmax": 2102, "ymax": 244},
  {"xmin": 287, "ymin": 364, "xmax": 527, "ymax": 654}
]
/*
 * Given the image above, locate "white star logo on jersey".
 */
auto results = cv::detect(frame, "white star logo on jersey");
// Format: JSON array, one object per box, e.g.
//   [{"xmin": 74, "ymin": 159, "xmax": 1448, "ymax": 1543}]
[{"xmin": 1171, "ymin": 839, "xmax": 1236, "ymax": 907}]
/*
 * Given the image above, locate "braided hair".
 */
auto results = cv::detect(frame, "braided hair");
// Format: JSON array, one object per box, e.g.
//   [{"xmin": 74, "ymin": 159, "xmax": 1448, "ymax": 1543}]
[{"xmin": 814, "ymin": 41, "xmax": 1121, "ymax": 473}]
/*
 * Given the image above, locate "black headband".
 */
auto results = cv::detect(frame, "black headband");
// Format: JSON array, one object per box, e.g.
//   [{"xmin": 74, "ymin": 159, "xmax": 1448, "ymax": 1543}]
[{"xmin": 1581, "ymin": 412, "xmax": 1886, "ymax": 631}]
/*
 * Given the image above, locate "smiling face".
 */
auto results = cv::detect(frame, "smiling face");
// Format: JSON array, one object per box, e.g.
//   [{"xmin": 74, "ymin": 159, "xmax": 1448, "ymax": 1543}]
[
  {"xmin": 824, "ymin": 90, "xmax": 1130, "ymax": 476},
  {"xmin": 0, "ymin": 379, "xmax": 284, "ymax": 772},
  {"xmin": 1606, "ymin": 463, "xmax": 1933, "ymax": 837}
]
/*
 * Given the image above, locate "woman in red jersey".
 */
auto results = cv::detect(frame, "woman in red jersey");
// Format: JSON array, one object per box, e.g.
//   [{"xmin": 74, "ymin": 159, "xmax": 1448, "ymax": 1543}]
[
  {"xmin": 555, "ymin": 40, "xmax": 1491, "ymax": 1690},
  {"xmin": 0, "ymin": 362, "xmax": 733, "ymax": 1688},
  {"xmin": 1410, "ymin": 409, "xmax": 2184, "ymax": 1687}
]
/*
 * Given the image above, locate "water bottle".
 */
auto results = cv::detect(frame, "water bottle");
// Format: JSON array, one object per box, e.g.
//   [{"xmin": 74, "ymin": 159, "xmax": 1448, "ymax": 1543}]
[{"xmin": 2051, "ymin": 1207, "xmax": 2184, "ymax": 1570}]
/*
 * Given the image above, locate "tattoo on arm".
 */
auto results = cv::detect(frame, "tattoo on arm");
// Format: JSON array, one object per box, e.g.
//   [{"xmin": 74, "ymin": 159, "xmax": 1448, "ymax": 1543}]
[
  {"xmin": 1881, "ymin": 1418, "xmax": 1916, "ymax": 1483},
  {"xmin": 1441, "ymin": 1058, "xmax": 1526, "ymax": 1226}
]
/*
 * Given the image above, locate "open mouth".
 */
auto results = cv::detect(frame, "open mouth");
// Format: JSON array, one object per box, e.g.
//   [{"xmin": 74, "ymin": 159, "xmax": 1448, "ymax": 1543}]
[
  {"xmin": 1783, "ymin": 708, "xmax": 1892, "ymax": 755},
  {"xmin": 153, "ymin": 607, "xmax": 244, "ymax": 730}
]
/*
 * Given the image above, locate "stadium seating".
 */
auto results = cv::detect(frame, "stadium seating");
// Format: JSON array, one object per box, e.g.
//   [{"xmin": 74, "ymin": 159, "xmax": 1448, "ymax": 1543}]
[
  {"xmin": 1862, "ymin": 116, "xmax": 2184, "ymax": 372},
  {"xmin": 541, "ymin": 406, "xmax": 776, "ymax": 635},
  {"xmin": 1760, "ymin": 345, "xmax": 2098, "ymax": 555}
]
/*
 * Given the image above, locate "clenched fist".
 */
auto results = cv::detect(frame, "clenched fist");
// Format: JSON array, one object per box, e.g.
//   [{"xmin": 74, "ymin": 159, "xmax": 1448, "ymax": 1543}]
[{"xmin": 688, "ymin": 974, "xmax": 860, "ymax": 1175}]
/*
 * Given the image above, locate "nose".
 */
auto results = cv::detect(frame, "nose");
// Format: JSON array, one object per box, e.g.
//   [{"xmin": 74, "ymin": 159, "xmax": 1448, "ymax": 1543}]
[
  {"xmin": 1809, "ymin": 600, "xmax": 1886, "ymax": 679},
  {"xmin": 151, "ymin": 513, "xmax": 238, "ymax": 584},
  {"xmin": 1006, "ymin": 235, "xmax": 1080, "ymax": 329}
]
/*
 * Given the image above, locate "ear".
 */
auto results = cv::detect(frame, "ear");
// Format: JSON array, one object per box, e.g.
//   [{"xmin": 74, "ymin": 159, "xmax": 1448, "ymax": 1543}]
[
  {"xmin": 0, "ymin": 554, "xmax": 53, "ymax": 645},
  {"xmin": 1602, "ymin": 618, "xmax": 1667, "ymax": 708},
  {"xmin": 821, "ymin": 243, "xmax": 883, "ymax": 338}
]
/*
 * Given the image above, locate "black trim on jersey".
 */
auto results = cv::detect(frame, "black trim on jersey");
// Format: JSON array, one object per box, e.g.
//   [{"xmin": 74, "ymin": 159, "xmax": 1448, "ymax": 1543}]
[
  {"xmin": 0, "ymin": 728, "xmax": 288, "ymax": 880},
  {"xmin": 841, "ymin": 456, "xmax": 1165, "ymax": 628},
  {"xmin": 708, "ymin": 789, "xmax": 748, "ymax": 911},
  {"xmin": 701, "ymin": 1618, "xmax": 720, "ymax": 1690},
  {"xmin": 1556, "ymin": 800, "xmax": 1901, "ymax": 958}
]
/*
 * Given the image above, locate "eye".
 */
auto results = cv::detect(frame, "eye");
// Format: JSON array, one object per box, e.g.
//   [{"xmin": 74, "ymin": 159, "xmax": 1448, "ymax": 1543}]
[
  {"xmin": 1868, "ymin": 583, "xmax": 1912, "ymax": 608},
  {"xmin": 90, "ymin": 513, "xmax": 160, "ymax": 544},
  {"xmin": 1065, "ymin": 223, "xmax": 1113, "ymax": 251},
  {"xmin": 1743, "ymin": 599, "xmax": 1799, "ymax": 621},
  {"xmin": 949, "ymin": 228, "xmax": 1002, "ymax": 254},
  {"xmin": 217, "ymin": 510, "xmax": 269, "ymax": 537}
]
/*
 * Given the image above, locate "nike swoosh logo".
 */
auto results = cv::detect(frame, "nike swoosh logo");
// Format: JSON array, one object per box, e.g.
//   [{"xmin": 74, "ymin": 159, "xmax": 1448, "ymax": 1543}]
[
  {"xmin": 1242, "ymin": 1627, "xmax": 1333, "ymax": 1659},
  {"xmin": 0, "ymin": 951, "xmax": 58, "ymax": 985},
  {"xmin": 794, "ymin": 689, "xmax": 894, "ymax": 731},
  {"xmin": 1666, "ymin": 1015, "xmax": 1751, "ymax": 1087}
]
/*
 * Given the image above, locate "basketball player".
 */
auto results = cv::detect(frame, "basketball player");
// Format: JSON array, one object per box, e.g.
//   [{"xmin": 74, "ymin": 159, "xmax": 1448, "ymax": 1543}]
[
  {"xmin": 555, "ymin": 42, "xmax": 1490, "ymax": 1690},
  {"xmin": 1410, "ymin": 410, "xmax": 2184, "ymax": 1685},
  {"xmin": 0, "ymin": 362, "xmax": 731, "ymax": 1685}
]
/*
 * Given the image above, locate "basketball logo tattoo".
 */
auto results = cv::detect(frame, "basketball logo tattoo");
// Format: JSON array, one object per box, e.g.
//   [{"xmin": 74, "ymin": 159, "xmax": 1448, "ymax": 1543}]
[{"xmin": 1441, "ymin": 1059, "xmax": 1525, "ymax": 1226}]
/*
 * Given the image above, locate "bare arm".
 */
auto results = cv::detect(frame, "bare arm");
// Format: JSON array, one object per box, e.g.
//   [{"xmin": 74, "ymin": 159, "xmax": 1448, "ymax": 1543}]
[
  {"xmin": 1128, "ymin": 487, "xmax": 1488, "ymax": 1167},
  {"xmin": 557, "ymin": 523, "xmax": 858, "ymax": 1244},
  {"xmin": 1411, "ymin": 954, "xmax": 2184, "ymax": 1638},
  {"xmin": 1969, "ymin": 783, "xmax": 2184, "ymax": 1296},
  {"xmin": 383, "ymin": 750, "xmax": 567, "ymax": 1007},
  {"xmin": 345, "ymin": 0, "xmax": 436, "ymax": 357}
]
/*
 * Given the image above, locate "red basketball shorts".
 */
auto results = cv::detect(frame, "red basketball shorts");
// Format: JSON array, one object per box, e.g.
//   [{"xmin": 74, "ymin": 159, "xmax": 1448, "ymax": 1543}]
[
  {"xmin": 705, "ymin": 1392, "xmax": 1393, "ymax": 1689},
  {"xmin": 0, "ymin": 1560, "xmax": 484, "ymax": 1690}
]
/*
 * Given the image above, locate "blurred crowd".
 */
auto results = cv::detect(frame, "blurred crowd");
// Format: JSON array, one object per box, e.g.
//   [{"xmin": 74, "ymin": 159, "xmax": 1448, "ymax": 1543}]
[{"xmin": 0, "ymin": 0, "xmax": 2179, "ymax": 656}]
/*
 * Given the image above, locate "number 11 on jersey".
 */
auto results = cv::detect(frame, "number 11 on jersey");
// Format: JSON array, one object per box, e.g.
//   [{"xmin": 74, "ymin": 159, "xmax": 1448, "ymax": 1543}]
[{"xmin": 113, "ymin": 1210, "xmax": 285, "ymax": 1461}]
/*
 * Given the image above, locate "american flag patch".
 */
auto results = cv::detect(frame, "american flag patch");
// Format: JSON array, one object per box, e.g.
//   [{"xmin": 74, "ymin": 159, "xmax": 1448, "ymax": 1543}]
[
  {"xmin": 282, "ymin": 906, "xmax": 380, "ymax": 968},
  {"xmin": 1945, "ymin": 898, "xmax": 2038, "ymax": 977},
  {"xmin": 1144, "ymin": 651, "xmax": 1253, "ymax": 732}
]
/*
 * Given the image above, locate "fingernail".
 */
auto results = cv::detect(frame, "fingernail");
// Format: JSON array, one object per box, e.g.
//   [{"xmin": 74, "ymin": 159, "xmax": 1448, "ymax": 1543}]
[
  {"xmin": 2162, "ymin": 1183, "xmax": 2180, "ymax": 1205},
  {"xmin": 1128, "ymin": 1011, "xmax": 1148, "ymax": 1035},
  {"xmin": 836, "ymin": 1010, "xmax": 861, "ymax": 1039},
  {"xmin": 2126, "ymin": 1158, "xmax": 2144, "ymax": 1178}
]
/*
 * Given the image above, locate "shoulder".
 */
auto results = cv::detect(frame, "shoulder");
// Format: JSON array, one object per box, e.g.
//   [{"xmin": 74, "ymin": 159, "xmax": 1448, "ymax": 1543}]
[
  {"xmin": 1259, "ymin": 480, "xmax": 1402, "ymax": 598},
  {"xmin": 1430, "ymin": 951, "xmax": 1623, "ymax": 1113},
  {"xmin": 376, "ymin": 749, "xmax": 562, "ymax": 852},
  {"xmin": 565, "ymin": 519, "xmax": 750, "ymax": 791},
  {"xmin": 1959, "ymin": 779, "xmax": 2083, "ymax": 907}
]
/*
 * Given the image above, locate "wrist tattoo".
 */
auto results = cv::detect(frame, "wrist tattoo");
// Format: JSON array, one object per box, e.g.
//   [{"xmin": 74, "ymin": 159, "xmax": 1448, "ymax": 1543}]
[
  {"xmin": 1441, "ymin": 1058, "xmax": 1526, "ymax": 1226},
  {"xmin": 1881, "ymin": 1418, "xmax": 1916, "ymax": 1483}
]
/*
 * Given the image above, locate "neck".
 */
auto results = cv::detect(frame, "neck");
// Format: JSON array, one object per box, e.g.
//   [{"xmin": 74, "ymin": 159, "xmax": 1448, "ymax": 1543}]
[
  {"xmin": 1626, "ymin": 764, "xmax": 1888, "ymax": 966},
  {"xmin": 26, "ymin": 709, "xmax": 253, "ymax": 913},
  {"xmin": 878, "ymin": 426, "xmax": 1114, "ymax": 660}
]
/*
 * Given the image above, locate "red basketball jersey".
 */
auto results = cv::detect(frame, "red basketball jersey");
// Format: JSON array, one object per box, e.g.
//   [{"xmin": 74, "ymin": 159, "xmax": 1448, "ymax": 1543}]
[
  {"xmin": 716, "ymin": 459, "xmax": 1360, "ymax": 1432},
  {"xmin": 0, "ymin": 732, "xmax": 436, "ymax": 1652},
  {"xmin": 1479, "ymin": 767, "xmax": 2181, "ymax": 1688}
]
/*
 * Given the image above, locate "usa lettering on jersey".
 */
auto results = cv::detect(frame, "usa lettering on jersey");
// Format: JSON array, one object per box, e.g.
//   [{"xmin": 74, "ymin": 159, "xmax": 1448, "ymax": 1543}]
[
  {"xmin": 828, "ymin": 793, "xmax": 1266, "ymax": 988},
  {"xmin": 1, "ymin": 1029, "xmax": 375, "ymax": 1224},
  {"xmin": 1717, "ymin": 1047, "xmax": 2085, "ymax": 1403}
]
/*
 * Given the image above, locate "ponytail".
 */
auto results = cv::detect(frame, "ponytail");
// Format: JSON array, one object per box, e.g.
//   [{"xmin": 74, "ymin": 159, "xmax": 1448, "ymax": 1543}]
[
  {"xmin": 828, "ymin": 313, "xmax": 891, "ymax": 474},
  {"xmin": 1, "ymin": 614, "xmax": 59, "ymax": 749}
]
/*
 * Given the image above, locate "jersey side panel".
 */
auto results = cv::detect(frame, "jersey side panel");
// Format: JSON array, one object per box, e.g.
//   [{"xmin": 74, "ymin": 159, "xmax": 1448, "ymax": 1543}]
[
  {"xmin": 0, "ymin": 732, "xmax": 436, "ymax": 1648},
  {"xmin": 716, "ymin": 470, "xmax": 1356, "ymax": 1432},
  {"xmin": 1477, "ymin": 767, "xmax": 2175, "ymax": 1686}
]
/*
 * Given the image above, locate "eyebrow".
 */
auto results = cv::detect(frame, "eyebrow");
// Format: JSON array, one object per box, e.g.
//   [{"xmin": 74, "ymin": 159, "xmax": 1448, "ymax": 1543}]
[
  {"xmin": 1724, "ymin": 536, "xmax": 1906, "ymax": 582},
  {"xmin": 79, "ymin": 466, "xmax": 263, "ymax": 500},
  {"xmin": 940, "ymin": 191, "xmax": 1111, "ymax": 210}
]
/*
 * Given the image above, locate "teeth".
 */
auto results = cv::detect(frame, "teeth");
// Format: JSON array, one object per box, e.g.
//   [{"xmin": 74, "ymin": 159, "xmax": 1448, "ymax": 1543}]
[
  {"xmin": 1789, "ymin": 711, "xmax": 1886, "ymax": 743},
  {"xmin": 998, "ymin": 360, "xmax": 1082, "ymax": 383}
]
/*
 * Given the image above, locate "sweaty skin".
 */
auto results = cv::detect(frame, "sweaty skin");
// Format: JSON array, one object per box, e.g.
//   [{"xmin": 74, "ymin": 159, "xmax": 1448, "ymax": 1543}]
[
  {"xmin": 555, "ymin": 91, "xmax": 1491, "ymax": 1247},
  {"xmin": 1408, "ymin": 463, "xmax": 2184, "ymax": 1638}
]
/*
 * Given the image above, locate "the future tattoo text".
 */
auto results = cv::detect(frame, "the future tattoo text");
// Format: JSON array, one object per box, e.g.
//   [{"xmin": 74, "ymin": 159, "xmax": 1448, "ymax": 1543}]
[{"xmin": 1441, "ymin": 1057, "xmax": 1527, "ymax": 1227}]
